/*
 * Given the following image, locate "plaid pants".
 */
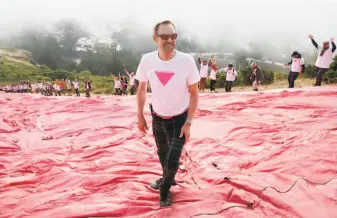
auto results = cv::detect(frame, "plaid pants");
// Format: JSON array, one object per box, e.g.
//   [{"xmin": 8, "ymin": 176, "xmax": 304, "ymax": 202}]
[{"xmin": 150, "ymin": 104, "xmax": 187, "ymax": 194}]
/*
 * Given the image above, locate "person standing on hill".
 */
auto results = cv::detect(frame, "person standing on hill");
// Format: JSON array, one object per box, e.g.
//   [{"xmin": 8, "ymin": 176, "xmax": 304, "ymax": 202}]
[
  {"xmin": 66, "ymin": 78, "xmax": 72, "ymax": 96},
  {"xmin": 249, "ymin": 62, "xmax": 264, "ymax": 91},
  {"xmin": 308, "ymin": 34, "xmax": 336, "ymax": 86},
  {"xmin": 135, "ymin": 20, "xmax": 200, "ymax": 207},
  {"xmin": 284, "ymin": 51, "xmax": 305, "ymax": 88},
  {"xmin": 73, "ymin": 79, "xmax": 80, "ymax": 96},
  {"xmin": 83, "ymin": 78, "xmax": 92, "ymax": 97},
  {"xmin": 218, "ymin": 64, "xmax": 238, "ymax": 92},
  {"xmin": 208, "ymin": 56, "xmax": 218, "ymax": 92},
  {"xmin": 197, "ymin": 54, "xmax": 208, "ymax": 92},
  {"xmin": 123, "ymin": 65, "xmax": 137, "ymax": 95}
]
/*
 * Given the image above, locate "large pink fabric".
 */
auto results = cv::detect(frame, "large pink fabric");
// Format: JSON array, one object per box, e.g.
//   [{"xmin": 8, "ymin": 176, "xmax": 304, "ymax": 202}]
[{"xmin": 0, "ymin": 87, "xmax": 336, "ymax": 218}]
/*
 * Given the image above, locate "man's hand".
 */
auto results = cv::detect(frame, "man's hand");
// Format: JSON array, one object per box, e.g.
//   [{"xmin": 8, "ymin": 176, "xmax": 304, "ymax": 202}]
[
  {"xmin": 308, "ymin": 34, "xmax": 313, "ymax": 40},
  {"xmin": 331, "ymin": 37, "xmax": 334, "ymax": 42},
  {"xmin": 137, "ymin": 115, "xmax": 148, "ymax": 134},
  {"xmin": 284, "ymin": 63, "xmax": 288, "ymax": 67},
  {"xmin": 179, "ymin": 123, "xmax": 190, "ymax": 144}
]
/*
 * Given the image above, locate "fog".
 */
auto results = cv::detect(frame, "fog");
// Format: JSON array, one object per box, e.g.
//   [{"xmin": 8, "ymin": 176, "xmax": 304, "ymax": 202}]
[{"xmin": 1, "ymin": 0, "xmax": 336, "ymax": 55}]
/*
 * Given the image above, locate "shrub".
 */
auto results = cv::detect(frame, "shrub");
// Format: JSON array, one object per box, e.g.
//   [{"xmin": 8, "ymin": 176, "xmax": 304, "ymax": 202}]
[
  {"xmin": 263, "ymin": 70, "xmax": 274, "ymax": 84},
  {"xmin": 274, "ymin": 72, "xmax": 288, "ymax": 81},
  {"xmin": 323, "ymin": 70, "xmax": 337, "ymax": 84},
  {"xmin": 303, "ymin": 64, "xmax": 316, "ymax": 78}
]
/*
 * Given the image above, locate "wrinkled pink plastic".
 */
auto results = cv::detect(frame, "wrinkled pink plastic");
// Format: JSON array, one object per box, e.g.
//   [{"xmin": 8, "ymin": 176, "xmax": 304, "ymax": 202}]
[{"xmin": 0, "ymin": 87, "xmax": 337, "ymax": 218}]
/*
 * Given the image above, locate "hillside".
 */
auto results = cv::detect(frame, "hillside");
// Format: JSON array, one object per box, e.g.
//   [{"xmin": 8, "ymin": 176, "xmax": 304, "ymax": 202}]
[
  {"xmin": 1, "ymin": 48, "xmax": 336, "ymax": 94},
  {"xmin": 0, "ymin": 49, "xmax": 46, "ymax": 83},
  {"xmin": 0, "ymin": 50, "xmax": 114, "ymax": 94}
]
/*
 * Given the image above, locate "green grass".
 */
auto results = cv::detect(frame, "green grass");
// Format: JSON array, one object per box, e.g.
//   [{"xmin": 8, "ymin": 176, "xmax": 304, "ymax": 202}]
[{"xmin": 0, "ymin": 51, "xmax": 335, "ymax": 95}]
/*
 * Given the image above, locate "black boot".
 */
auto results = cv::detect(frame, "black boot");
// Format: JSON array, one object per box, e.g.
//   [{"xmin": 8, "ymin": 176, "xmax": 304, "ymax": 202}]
[
  {"xmin": 160, "ymin": 190, "xmax": 172, "ymax": 207},
  {"xmin": 150, "ymin": 178, "xmax": 177, "ymax": 190}
]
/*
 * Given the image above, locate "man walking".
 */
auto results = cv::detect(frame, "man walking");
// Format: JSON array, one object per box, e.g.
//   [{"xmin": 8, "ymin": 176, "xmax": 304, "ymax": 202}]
[{"xmin": 135, "ymin": 20, "xmax": 200, "ymax": 207}]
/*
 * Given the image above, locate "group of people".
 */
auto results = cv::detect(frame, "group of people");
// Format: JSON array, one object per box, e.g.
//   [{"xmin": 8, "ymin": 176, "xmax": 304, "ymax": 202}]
[
  {"xmin": 134, "ymin": 20, "xmax": 337, "ymax": 208},
  {"xmin": 196, "ymin": 35, "xmax": 335, "ymax": 92},
  {"xmin": 112, "ymin": 66, "xmax": 138, "ymax": 95},
  {"xmin": 283, "ymin": 35, "xmax": 335, "ymax": 88},
  {"xmin": 0, "ymin": 78, "xmax": 92, "ymax": 97},
  {"xmin": 197, "ymin": 54, "xmax": 264, "ymax": 92}
]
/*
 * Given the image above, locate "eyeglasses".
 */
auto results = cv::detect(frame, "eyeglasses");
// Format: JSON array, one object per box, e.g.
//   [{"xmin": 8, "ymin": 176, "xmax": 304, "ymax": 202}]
[{"xmin": 156, "ymin": 33, "xmax": 178, "ymax": 40}]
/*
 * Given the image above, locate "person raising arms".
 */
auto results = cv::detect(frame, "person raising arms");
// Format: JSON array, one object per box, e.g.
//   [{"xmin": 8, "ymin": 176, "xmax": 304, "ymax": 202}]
[{"xmin": 308, "ymin": 34, "xmax": 336, "ymax": 86}]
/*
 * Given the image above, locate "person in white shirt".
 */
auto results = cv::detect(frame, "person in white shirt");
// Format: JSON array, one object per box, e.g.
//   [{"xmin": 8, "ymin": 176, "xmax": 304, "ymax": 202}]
[
  {"xmin": 208, "ymin": 57, "xmax": 218, "ymax": 92},
  {"xmin": 197, "ymin": 54, "xmax": 209, "ymax": 92},
  {"xmin": 284, "ymin": 51, "xmax": 305, "ymax": 88},
  {"xmin": 113, "ymin": 74, "xmax": 122, "ymax": 95},
  {"xmin": 124, "ymin": 65, "xmax": 136, "ymax": 95},
  {"xmin": 66, "ymin": 78, "xmax": 72, "ymax": 96},
  {"xmin": 308, "ymin": 34, "xmax": 336, "ymax": 86},
  {"xmin": 53, "ymin": 81, "xmax": 61, "ymax": 96},
  {"xmin": 136, "ymin": 20, "xmax": 200, "ymax": 207},
  {"xmin": 218, "ymin": 64, "xmax": 238, "ymax": 92},
  {"xmin": 73, "ymin": 79, "xmax": 80, "ymax": 96}
]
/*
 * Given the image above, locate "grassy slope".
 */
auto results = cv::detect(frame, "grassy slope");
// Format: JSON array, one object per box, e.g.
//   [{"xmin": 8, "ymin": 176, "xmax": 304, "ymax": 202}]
[{"xmin": 0, "ymin": 48, "xmax": 319, "ymax": 94}]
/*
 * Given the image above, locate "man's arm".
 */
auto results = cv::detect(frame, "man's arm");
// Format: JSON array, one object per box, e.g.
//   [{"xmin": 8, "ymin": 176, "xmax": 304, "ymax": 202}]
[
  {"xmin": 187, "ymin": 83, "xmax": 198, "ymax": 122},
  {"xmin": 233, "ymin": 69, "xmax": 238, "ymax": 76},
  {"xmin": 331, "ymin": 37, "xmax": 336, "ymax": 53},
  {"xmin": 136, "ymin": 82, "xmax": 147, "ymax": 117},
  {"xmin": 134, "ymin": 55, "xmax": 149, "ymax": 118},
  {"xmin": 186, "ymin": 55, "xmax": 201, "ymax": 123},
  {"xmin": 124, "ymin": 66, "xmax": 131, "ymax": 76},
  {"xmin": 217, "ymin": 67, "xmax": 227, "ymax": 73},
  {"xmin": 309, "ymin": 34, "xmax": 319, "ymax": 49}
]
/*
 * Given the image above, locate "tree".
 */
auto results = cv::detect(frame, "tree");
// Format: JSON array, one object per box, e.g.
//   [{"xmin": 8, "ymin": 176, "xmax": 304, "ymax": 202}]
[{"xmin": 54, "ymin": 19, "xmax": 89, "ymax": 58}]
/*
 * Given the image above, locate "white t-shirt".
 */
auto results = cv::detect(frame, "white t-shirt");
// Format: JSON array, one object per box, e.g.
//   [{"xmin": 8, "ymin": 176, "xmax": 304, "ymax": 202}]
[
  {"xmin": 66, "ymin": 80, "xmax": 72, "ymax": 89},
  {"xmin": 53, "ymin": 84, "xmax": 60, "ymax": 91},
  {"xmin": 73, "ymin": 81, "xmax": 79, "ymax": 89},
  {"xmin": 200, "ymin": 63, "xmax": 208, "ymax": 78},
  {"xmin": 223, "ymin": 67, "xmax": 238, "ymax": 81},
  {"xmin": 210, "ymin": 70, "xmax": 217, "ymax": 80},
  {"xmin": 315, "ymin": 46, "xmax": 334, "ymax": 69},
  {"xmin": 114, "ymin": 79, "xmax": 121, "ymax": 89},
  {"xmin": 291, "ymin": 57, "xmax": 304, "ymax": 72},
  {"xmin": 135, "ymin": 50, "xmax": 200, "ymax": 116},
  {"xmin": 129, "ymin": 75, "xmax": 135, "ymax": 86}
]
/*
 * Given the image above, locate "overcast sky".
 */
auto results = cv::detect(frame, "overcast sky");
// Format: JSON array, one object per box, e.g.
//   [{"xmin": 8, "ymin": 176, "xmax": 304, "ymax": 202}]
[{"xmin": 1, "ymin": 0, "xmax": 336, "ymax": 51}]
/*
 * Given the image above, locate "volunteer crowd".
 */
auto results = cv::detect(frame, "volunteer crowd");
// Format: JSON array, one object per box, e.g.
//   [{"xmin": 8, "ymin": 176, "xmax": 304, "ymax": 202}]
[{"xmin": 0, "ymin": 35, "xmax": 335, "ymax": 96}]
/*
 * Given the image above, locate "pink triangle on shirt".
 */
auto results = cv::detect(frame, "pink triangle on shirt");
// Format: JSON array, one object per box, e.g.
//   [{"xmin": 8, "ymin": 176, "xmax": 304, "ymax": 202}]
[{"xmin": 155, "ymin": 71, "xmax": 175, "ymax": 86}]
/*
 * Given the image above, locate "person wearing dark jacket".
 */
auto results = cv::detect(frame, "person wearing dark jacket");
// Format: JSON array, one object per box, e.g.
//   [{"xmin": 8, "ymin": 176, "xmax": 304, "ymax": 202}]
[
  {"xmin": 250, "ymin": 62, "xmax": 264, "ymax": 91},
  {"xmin": 284, "ymin": 51, "xmax": 305, "ymax": 88},
  {"xmin": 308, "ymin": 34, "xmax": 336, "ymax": 86},
  {"xmin": 83, "ymin": 78, "xmax": 92, "ymax": 97}
]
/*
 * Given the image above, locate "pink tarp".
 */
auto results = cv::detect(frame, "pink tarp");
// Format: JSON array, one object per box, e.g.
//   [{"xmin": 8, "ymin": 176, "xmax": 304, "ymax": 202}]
[{"xmin": 0, "ymin": 87, "xmax": 337, "ymax": 218}]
